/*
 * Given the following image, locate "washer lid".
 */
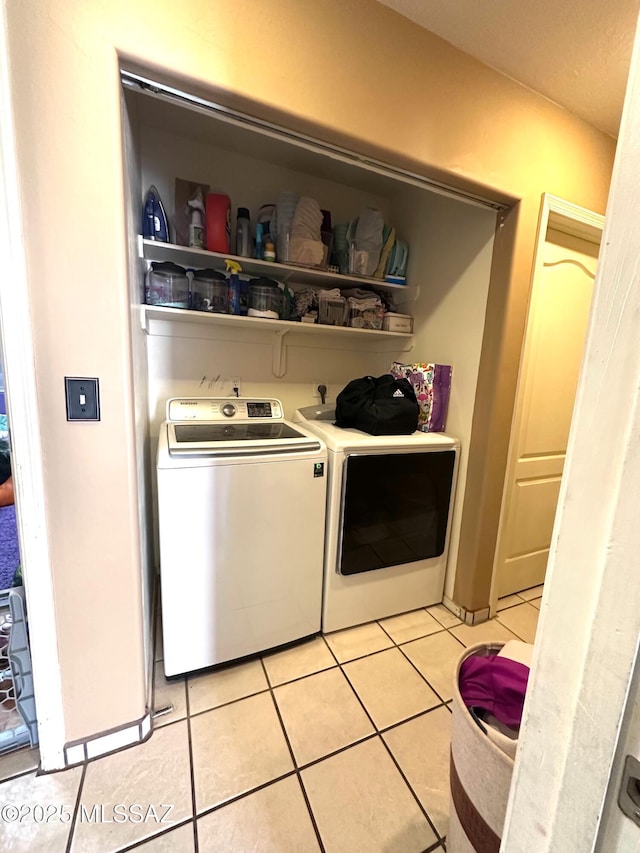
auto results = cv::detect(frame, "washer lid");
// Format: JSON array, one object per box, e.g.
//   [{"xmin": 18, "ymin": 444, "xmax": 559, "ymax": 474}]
[{"xmin": 166, "ymin": 420, "xmax": 322, "ymax": 456}]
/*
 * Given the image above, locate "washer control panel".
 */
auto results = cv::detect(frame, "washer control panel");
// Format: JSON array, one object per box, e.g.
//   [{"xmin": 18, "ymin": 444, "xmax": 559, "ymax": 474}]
[{"xmin": 167, "ymin": 398, "xmax": 284, "ymax": 422}]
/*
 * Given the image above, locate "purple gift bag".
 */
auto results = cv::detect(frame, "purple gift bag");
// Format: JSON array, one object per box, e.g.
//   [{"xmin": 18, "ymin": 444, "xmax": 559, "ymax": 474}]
[{"xmin": 390, "ymin": 362, "xmax": 452, "ymax": 432}]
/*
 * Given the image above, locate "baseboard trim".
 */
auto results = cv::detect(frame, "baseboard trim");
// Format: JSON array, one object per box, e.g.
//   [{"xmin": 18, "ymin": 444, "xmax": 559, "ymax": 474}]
[
  {"xmin": 62, "ymin": 710, "xmax": 153, "ymax": 767},
  {"xmin": 460, "ymin": 605, "xmax": 491, "ymax": 626},
  {"xmin": 442, "ymin": 594, "xmax": 463, "ymax": 618}
]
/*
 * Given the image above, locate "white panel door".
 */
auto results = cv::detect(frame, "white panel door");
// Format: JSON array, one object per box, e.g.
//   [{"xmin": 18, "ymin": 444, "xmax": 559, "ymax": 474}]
[{"xmin": 495, "ymin": 227, "xmax": 599, "ymax": 597}]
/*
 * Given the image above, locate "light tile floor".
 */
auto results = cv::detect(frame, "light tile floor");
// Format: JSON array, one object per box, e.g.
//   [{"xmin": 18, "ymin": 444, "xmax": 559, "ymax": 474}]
[{"xmin": 0, "ymin": 588, "xmax": 542, "ymax": 852}]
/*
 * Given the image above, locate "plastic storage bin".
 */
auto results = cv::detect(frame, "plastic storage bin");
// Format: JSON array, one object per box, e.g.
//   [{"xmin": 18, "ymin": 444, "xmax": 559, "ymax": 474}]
[
  {"xmin": 449, "ymin": 641, "xmax": 532, "ymax": 852},
  {"xmin": 347, "ymin": 296, "xmax": 383, "ymax": 330},
  {"xmin": 318, "ymin": 291, "xmax": 347, "ymax": 326},
  {"xmin": 248, "ymin": 278, "xmax": 283, "ymax": 319},
  {"xmin": 191, "ymin": 268, "xmax": 228, "ymax": 313},
  {"xmin": 145, "ymin": 262, "xmax": 189, "ymax": 309}
]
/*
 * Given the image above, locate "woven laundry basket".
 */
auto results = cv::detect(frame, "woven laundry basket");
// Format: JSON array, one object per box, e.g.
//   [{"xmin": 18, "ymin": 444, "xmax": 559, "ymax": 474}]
[{"xmin": 448, "ymin": 642, "xmax": 524, "ymax": 853}]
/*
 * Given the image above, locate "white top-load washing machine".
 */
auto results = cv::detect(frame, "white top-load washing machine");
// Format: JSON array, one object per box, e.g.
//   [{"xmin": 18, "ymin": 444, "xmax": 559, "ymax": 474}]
[
  {"xmin": 157, "ymin": 398, "xmax": 327, "ymax": 676},
  {"xmin": 293, "ymin": 404, "xmax": 459, "ymax": 633}
]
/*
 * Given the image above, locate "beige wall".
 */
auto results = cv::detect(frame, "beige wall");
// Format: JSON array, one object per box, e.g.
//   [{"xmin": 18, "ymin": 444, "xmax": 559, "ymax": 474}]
[{"xmin": 4, "ymin": 0, "xmax": 615, "ymax": 744}]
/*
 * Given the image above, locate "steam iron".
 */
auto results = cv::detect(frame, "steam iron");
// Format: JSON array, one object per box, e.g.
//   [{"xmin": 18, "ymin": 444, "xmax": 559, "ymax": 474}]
[{"xmin": 142, "ymin": 185, "xmax": 169, "ymax": 242}]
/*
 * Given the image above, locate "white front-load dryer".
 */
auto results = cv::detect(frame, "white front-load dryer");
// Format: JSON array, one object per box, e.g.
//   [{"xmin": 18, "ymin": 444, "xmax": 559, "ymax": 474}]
[{"xmin": 294, "ymin": 405, "xmax": 459, "ymax": 632}]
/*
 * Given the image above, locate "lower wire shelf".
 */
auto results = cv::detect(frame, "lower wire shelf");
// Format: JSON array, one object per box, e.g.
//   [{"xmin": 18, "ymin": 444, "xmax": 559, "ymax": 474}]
[{"xmin": 0, "ymin": 588, "xmax": 38, "ymax": 755}]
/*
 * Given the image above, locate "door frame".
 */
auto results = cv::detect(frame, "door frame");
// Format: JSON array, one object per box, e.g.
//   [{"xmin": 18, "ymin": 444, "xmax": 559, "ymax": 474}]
[
  {"xmin": 489, "ymin": 193, "xmax": 604, "ymax": 612},
  {"xmin": 501, "ymin": 21, "xmax": 640, "ymax": 846},
  {"xmin": 0, "ymin": 5, "xmax": 65, "ymax": 768}
]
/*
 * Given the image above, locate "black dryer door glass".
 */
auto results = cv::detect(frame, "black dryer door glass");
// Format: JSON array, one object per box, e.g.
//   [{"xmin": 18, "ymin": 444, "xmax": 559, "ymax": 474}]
[{"xmin": 339, "ymin": 450, "xmax": 455, "ymax": 576}]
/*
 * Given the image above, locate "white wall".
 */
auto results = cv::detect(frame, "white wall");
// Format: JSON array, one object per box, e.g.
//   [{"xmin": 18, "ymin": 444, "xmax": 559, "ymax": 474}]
[{"xmin": 390, "ymin": 188, "xmax": 497, "ymax": 598}]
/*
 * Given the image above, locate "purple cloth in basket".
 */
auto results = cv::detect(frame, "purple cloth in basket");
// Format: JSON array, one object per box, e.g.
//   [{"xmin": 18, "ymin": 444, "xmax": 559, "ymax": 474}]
[
  {"xmin": 0, "ymin": 504, "xmax": 20, "ymax": 590},
  {"xmin": 459, "ymin": 654, "xmax": 530, "ymax": 729}
]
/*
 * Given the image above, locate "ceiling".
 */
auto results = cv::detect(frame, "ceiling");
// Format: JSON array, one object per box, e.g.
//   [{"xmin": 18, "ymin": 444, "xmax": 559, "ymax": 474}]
[{"xmin": 377, "ymin": 0, "xmax": 640, "ymax": 137}]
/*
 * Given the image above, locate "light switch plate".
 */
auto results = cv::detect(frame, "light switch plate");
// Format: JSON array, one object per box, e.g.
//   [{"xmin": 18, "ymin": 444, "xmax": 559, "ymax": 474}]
[{"xmin": 65, "ymin": 377, "xmax": 100, "ymax": 421}]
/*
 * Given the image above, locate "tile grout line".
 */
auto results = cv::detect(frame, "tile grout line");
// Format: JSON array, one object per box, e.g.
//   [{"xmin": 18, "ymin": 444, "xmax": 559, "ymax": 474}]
[
  {"xmin": 324, "ymin": 626, "xmax": 455, "ymax": 737},
  {"xmin": 187, "ymin": 684, "xmax": 270, "ymax": 720},
  {"xmin": 496, "ymin": 601, "xmax": 527, "ymax": 613},
  {"xmin": 378, "ymin": 731, "xmax": 445, "ymax": 848},
  {"xmin": 425, "ymin": 839, "xmax": 447, "ymax": 852},
  {"xmin": 377, "ymin": 606, "xmax": 459, "ymax": 637},
  {"xmin": 378, "ymin": 620, "xmax": 460, "ymax": 707},
  {"xmin": 425, "ymin": 607, "xmax": 463, "ymax": 631},
  {"xmin": 442, "ymin": 624, "xmax": 479, "ymax": 650},
  {"xmin": 64, "ymin": 761, "xmax": 87, "ymax": 853},
  {"xmin": 0, "ymin": 755, "xmax": 40, "ymax": 785},
  {"xmin": 258, "ymin": 657, "xmax": 327, "ymax": 853},
  {"xmin": 183, "ymin": 672, "xmax": 200, "ymax": 853},
  {"xmin": 322, "ymin": 634, "xmax": 381, "ymax": 734},
  {"xmin": 113, "ymin": 819, "xmax": 196, "ymax": 853},
  {"xmin": 377, "ymin": 702, "xmax": 449, "ymax": 737},
  {"xmin": 324, "ymin": 641, "xmax": 400, "ymax": 666},
  {"xmin": 372, "ymin": 623, "xmax": 465, "ymax": 719},
  {"xmin": 193, "ymin": 768, "xmax": 299, "ymax": 821},
  {"xmin": 337, "ymin": 646, "xmax": 447, "ymax": 734}
]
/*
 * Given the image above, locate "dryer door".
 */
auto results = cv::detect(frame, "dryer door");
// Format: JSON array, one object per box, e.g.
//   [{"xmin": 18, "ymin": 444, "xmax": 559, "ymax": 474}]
[{"xmin": 337, "ymin": 449, "xmax": 456, "ymax": 575}]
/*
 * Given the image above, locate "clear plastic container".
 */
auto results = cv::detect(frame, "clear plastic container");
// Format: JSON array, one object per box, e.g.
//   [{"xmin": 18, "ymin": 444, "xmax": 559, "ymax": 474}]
[
  {"xmin": 318, "ymin": 291, "xmax": 347, "ymax": 326},
  {"xmin": 191, "ymin": 268, "xmax": 228, "ymax": 313},
  {"xmin": 347, "ymin": 296, "xmax": 384, "ymax": 330},
  {"xmin": 145, "ymin": 262, "xmax": 189, "ymax": 309},
  {"xmin": 248, "ymin": 279, "xmax": 283, "ymax": 319}
]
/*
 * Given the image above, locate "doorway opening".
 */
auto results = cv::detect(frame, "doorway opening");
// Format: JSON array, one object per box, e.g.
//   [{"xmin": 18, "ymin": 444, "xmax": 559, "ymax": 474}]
[{"xmin": 490, "ymin": 195, "xmax": 604, "ymax": 624}]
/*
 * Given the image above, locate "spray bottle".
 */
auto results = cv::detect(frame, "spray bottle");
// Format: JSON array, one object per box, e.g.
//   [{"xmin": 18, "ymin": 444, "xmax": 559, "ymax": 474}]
[
  {"xmin": 188, "ymin": 190, "xmax": 205, "ymax": 248},
  {"xmin": 225, "ymin": 259, "xmax": 243, "ymax": 315}
]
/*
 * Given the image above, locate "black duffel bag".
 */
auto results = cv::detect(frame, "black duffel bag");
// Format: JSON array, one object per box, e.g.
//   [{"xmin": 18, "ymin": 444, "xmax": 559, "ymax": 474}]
[{"xmin": 335, "ymin": 374, "xmax": 419, "ymax": 436}]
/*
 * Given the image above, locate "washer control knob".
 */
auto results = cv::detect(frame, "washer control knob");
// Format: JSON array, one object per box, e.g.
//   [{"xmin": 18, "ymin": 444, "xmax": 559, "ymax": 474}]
[{"xmin": 221, "ymin": 403, "xmax": 236, "ymax": 418}]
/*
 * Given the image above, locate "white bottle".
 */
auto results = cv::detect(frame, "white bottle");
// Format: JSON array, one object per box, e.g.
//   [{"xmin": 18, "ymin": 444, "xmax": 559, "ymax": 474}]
[{"xmin": 188, "ymin": 197, "xmax": 205, "ymax": 248}]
